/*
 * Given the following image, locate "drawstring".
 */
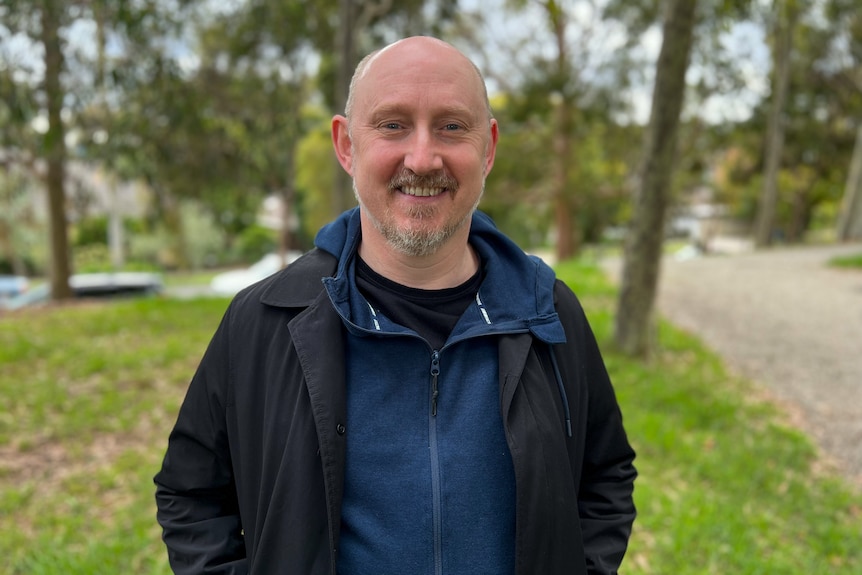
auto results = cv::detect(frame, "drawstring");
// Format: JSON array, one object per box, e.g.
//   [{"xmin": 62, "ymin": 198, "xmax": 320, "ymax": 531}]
[{"xmin": 548, "ymin": 347, "xmax": 573, "ymax": 438}]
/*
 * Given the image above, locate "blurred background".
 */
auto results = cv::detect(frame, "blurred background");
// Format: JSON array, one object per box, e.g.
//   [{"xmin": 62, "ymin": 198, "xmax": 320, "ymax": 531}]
[
  {"xmin": 1, "ymin": 1, "xmax": 862, "ymax": 573},
  {"xmin": 1, "ymin": 0, "xmax": 859, "ymax": 294}
]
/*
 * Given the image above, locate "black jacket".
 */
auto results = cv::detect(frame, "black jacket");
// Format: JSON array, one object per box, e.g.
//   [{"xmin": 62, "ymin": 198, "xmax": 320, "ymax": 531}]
[{"xmin": 154, "ymin": 246, "xmax": 636, "ymax": 574}]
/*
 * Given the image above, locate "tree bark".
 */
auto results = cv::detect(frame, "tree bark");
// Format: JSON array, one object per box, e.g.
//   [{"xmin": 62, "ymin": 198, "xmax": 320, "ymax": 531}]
[
  {"xmin": 836, "ymin": 124, "xmax": 862, "ymax": 241},
  {"xmin": 40, "ymin": 0, "xmax": 73, "ymax": 300},
  {"xmin": 614, "ymin": 0, "xmax": 698, "ymax": 357},
  {"xmin": 332, "ymin": 0, "xmax": 356, "ymax": 217},
  {"xmin": 279, "ymin": 144, "xmax": 298, "ymax": 259},
  {"xmin": 755, "ymin": 1, "xmax": 796, "ymax": 247},
  {"xmin": 546, "ymin": 1, "xmax": 580, "ymax": 262},
  {"xmin": 553, "ymin": 102, "xmax": 576, "ymax": 261}
]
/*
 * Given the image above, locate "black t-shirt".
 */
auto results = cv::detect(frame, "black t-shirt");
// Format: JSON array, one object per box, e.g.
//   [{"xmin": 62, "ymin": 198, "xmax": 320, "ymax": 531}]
[{"xmin": 355, "ymin": 256, "xmax": 483, "ymax": 351}]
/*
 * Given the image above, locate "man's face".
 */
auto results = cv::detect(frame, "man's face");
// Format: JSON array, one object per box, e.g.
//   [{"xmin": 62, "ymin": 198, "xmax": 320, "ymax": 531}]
[{"xmin": 333, "ymin": 38, "xmax": 498, "ymax": 257}]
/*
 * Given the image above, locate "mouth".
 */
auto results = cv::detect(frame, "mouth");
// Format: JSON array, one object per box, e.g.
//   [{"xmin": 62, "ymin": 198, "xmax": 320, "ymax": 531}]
[
  {"xmin": 390, "ymin": 171, "xmax": 457, "ymax": 198},
  {"xmin": 400, "ymin": 186, "xmax": 446, "ymax": 197}
]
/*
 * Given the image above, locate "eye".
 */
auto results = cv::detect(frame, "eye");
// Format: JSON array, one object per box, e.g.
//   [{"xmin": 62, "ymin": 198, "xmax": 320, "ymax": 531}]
[
  {"xmin": 443, "ymin": 123, "xmax": 463, "ymax": 131},
  {"xmin": 379, "ymin": 122, "xmax": 402, "ymax": 130}
]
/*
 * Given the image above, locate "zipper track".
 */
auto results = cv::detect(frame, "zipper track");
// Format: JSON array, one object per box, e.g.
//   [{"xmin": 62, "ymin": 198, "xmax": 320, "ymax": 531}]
[{"xmin": 429, "ymin": 349, "xmax": 443, "ymax": 575}]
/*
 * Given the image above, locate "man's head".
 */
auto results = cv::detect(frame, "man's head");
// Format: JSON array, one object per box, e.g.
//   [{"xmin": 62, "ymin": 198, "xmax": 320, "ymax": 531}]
[
  {"xmin": 332, "ymin": 36, "xmax": 498, "ymax": 258},
  {"xmin": 344, "ymin": 40, "xmax": 493, "ymax": 127}
]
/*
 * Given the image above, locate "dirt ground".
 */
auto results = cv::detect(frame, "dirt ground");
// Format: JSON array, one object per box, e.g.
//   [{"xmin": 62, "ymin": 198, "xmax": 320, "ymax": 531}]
[{"xmin": 605, "ymin": 242, "xmax": 862, "ymax": 487}]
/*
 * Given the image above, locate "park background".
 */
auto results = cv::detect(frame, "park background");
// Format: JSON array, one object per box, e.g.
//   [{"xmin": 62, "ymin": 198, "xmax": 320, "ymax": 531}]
[{"xmin": 2, "ymin": 0, "xmax": 862, "ymax": 573}]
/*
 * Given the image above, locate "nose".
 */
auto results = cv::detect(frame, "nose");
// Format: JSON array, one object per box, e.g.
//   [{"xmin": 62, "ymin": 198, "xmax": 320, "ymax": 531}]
[{"xmin": 403, "ymin": 128, "xmax": 443, "ymax": 175}]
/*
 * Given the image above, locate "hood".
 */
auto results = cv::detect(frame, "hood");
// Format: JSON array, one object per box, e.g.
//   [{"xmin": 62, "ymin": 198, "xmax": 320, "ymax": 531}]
[{"xmin": 314, "ymin": 207, "xmax": 565, "ymax": 344}]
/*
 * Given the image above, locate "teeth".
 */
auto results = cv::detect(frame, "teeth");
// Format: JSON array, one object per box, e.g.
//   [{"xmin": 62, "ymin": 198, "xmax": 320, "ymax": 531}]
[{"xmin": 402, "ymin": 186, "xmax": 443, "ymax": 197}]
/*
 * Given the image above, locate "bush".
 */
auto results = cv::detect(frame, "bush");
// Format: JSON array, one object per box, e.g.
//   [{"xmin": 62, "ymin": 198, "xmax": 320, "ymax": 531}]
[
  {"xmin": 181, "ymin": 201, "xmax": 228, "ymax": 269},
  {"xmin": 233, "ymin": 224, "xmax": 277, "ymax": 263},
  {"xmin": 74, "ymin": 217, "xmax": 110, "ymax": 247}
]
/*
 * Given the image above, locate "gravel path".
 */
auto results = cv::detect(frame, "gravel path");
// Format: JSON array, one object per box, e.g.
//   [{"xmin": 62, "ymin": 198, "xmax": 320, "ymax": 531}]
[{"xmin": 606, "ymin": 243, "xmax": 862, "ymax": 486}]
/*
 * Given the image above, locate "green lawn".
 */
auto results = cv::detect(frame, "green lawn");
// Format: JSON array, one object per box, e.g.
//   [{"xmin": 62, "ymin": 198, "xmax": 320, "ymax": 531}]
[
  {"xmin": 828, "ymin": 251, "xmax": 862, "ymax": 269},
  {"xmin": 0, "ymin": 264, "xmax": 859, "ymax": 574}
]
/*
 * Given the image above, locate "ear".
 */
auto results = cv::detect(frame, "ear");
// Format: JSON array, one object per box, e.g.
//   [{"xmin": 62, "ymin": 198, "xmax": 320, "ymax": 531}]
[
  {"xmin": 332, "ymin": 115, "xmax": 354, "ymax": 175},
  {"xmin": 483, "ymin": 119, "xmax": 499, "ymax": 176}
]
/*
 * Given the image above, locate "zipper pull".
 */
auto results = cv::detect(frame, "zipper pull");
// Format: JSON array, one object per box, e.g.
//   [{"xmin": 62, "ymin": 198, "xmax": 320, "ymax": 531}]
[{"xmin": 430, "ymin": 350, "xmax": 440, "ymax": 416}]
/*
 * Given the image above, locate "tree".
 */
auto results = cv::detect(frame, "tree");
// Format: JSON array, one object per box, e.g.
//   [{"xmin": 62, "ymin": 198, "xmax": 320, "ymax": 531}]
[
  {"xmin": 40, "ymin": 1, "xmax": 74, "ymax": 298},
  {"xmin": 707, "ymin": 0, "xmax": 860, "ymax": 243},
  {"xmin": 192, "ymin": 0, "xmax": 322, "ymax": 259},
  {"xmin": 545, "ymin": 1, "xmax": 579, "ymax": 261},
  {"xmin": 754, "ymin": 0, "xmax": 800, "ymax": 247},
  {"xmin": 614, "ymin": 0, "xmax": 699, "ymax": 357},
  {"xmin": 831, "ymin": 0, "xmax": 862, "ymax": 240},
  {"xmin": 1, "ymin": 0, "xmax": 75, "ymax": 298},
  {"xmin": 1, "ymin": 0, "xmax": 202, "ymax": 285},
  {"xmin": 837, "ymin": 125, "xmax": 862, "ymax": 240},
  {"xmin": 471, "ymin": 0, "xmax": 641, "ymax": 258}
]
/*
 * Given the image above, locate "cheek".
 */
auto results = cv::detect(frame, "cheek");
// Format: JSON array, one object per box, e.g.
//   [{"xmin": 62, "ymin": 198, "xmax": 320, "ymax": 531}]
[{"xmin": 353, "ymin": 144, "xmax": 402, "ymax": 177}]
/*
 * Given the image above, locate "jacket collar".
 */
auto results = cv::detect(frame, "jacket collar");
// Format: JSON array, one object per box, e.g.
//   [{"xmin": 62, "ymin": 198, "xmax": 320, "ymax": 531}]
[
  {"xmin": 258, "ymin": 248, "xmax": 337, "ymax": 308},
  {"xmin": 261, "ymin": 208, "xmax": 566, "ymax": 344}
]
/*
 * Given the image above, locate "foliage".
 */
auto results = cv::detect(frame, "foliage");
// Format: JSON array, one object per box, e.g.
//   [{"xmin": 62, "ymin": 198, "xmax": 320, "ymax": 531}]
[
  {"xmin": 295, "ymin": 113, "xmax": 346, "ymax": 242},
  {"xmin": 709, "ymin": 0, "xmax": 862, "ymax": 242},
  {"xmin": 0, "ymin": 166, "xmax": 43, "ymax": 275},
  {"xmin": 1, "ymin": 0, "xmax": 861, "ymax": 280},
  {"xmin": 483, "ymin": 84, "xmax": 639, "ymax": 249},
  {"xmin": 828, "ymin": 252, "xmax": 862, "ymax": 269},
  {"xmin": 73, "ymin": 217, "xmax": 110, "ymax": 247},
  {"xmin": 233, "ymin": 224, "xmax": 278, "ymax": 263},
  {"xmin": 0, "ymin": 0, "xmax": 208, "ymax": 292},
  {"xmin": 179, "ymin": 201, "xmax": 228, "ymax": 269}
]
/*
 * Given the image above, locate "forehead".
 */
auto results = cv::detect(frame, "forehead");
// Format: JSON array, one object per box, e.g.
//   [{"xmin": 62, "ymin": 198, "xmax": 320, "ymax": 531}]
[{"xmin": 353, "ymin": 40, "xmax": 486, "ymax": 119}]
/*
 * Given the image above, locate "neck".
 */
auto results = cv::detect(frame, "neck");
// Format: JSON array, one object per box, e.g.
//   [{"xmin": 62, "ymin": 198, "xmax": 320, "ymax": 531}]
[{"xmin": 358, "ymin": 230, "xmax": 479, "ymax": 290}]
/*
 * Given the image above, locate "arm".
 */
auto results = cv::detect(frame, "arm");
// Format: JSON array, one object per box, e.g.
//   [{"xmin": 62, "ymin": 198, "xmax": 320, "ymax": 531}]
[
  {"xmin": 555, "ymin": 281, "xmax": 637, "ymax": 574},
  {"xmin": 154, "ymin": 309, "xmax": 248, "ymax": 575},
  {"xmin": 578, "ymin": 323, "xmax": 637, "ymax": 574}
]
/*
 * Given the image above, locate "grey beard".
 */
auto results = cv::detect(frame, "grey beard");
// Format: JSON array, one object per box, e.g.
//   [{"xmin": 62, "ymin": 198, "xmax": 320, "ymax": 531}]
[{"xmin": 353, "ymin": 180, "xmax": 483, "ymax": 257}]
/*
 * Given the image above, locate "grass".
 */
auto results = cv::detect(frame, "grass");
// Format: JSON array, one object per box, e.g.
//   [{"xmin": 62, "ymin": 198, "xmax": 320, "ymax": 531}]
[
  {"xmin": 1, "ymin": 265, "xmax": 860, "ymax": 574},
  {"xmin": 0, "ymin": 296, "xmax": 230, "ymax": 575},
  {"xmin": 828, "ymin": 252, "xmax": 862, "ymax": 269},
  {"xmin": 160, "ymin": 268, "xmax": 222, "ymax": 288},
  {"xmin": 555, "ymin": 259, "xmax": 861, "ymax": 574}
]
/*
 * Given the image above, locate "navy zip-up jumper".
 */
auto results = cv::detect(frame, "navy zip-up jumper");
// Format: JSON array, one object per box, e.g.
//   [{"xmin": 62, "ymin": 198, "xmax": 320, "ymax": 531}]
[
  {"xmin": 317, "ymin": 209, "xmax": 567, "ymax": 574},
  {"xmin": 154, "ymin": 208, "xmax": 637, "ymax": 575}
]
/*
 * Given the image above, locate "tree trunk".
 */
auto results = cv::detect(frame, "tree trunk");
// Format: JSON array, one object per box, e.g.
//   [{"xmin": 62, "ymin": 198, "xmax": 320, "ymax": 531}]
[
  {"xmin": 614, "ymin": 0, "xmax": 698, "ymax": 357},
  {"xmin": 150, "ymin": 181, "xmax": 188, "ymax": 270},
  {"xmin": 332, "ymin": 0, "xmax": 356, "ymax": 217},
  {"xmin": 755, "ymin": 1, "xmax": 796, "ymax": 247},
  {"xmin": 787, "ymin": 190, "xmax": 805, "ymax": 242},
  {"xmin": 0, "ymin": 214, "xmax": 20, "ymax": 274},
  {"xmin": 279, "ymin": 145, "xmax": 298, "ymax": 259},
  {"xmin": 108, "ymin": 184, "xmax": 125, "ymax": 269},
  {"xmin": 837, "ymin": 124, "xmax": 862, "ymax": 241},
  {"xmin": 545, "ymin": 1, "xmax": 579, "ymax": 262},
  {"xmin": 553, "ymin": 95, "xmax": 579, "ymax": 261},
  {"xmin": 40, "ymin": 0, "xmax": 73, "ymax": 300}
]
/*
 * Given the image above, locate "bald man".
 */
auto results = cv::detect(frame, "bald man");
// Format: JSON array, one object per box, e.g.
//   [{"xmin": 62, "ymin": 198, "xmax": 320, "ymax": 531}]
[{"xmin": 155, "ymin": 36, "xmax": 636, "ymax": 575}]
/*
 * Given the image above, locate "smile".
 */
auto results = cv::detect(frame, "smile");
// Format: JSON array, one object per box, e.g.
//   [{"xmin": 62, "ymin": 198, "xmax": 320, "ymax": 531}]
[{"xmin": 401, "ymin": 186, "xmax": 445, "ymax": 197}]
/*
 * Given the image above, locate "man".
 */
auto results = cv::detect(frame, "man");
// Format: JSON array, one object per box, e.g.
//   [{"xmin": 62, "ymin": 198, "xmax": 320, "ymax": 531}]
[{"xmin": 155, "ymin": 36, "xmax": 636, "ymax": 575}]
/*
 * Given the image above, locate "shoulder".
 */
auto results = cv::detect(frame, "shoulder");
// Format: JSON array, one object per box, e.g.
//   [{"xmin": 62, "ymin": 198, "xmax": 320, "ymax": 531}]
[
  {"xmin": 215, "ymin": 249, "xmax": 337, "ymax": 337},
  {"xmin": 553, "ymin": 279, "xmax": 587, "ymax": 320},
  {"xmin": 232, "ymin": 248, "xmax": 338, "ymax": 309}
]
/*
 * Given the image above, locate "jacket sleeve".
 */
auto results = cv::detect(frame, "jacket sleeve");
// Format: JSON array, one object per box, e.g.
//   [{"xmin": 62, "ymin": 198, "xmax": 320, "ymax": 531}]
[
  {"xmin": 556, "ymin": 281, "xmax": 637, "ymax": 574},
  {"xmin": 154, "ymin": 306, "xmax": 248, "ymax": 575}
]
